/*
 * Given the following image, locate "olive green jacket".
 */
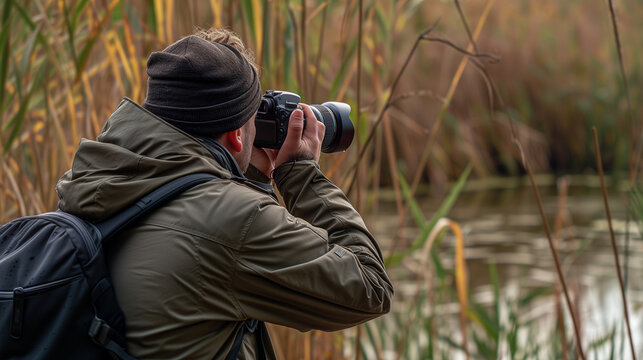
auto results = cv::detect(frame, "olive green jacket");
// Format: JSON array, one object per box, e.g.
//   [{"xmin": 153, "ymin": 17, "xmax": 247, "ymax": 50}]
[{"xmin": 56, "ymin": 98, "xmax": 393, "ymax": 359}]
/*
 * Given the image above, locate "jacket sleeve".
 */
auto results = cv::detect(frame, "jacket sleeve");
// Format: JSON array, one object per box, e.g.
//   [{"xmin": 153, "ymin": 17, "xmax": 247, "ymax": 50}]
[{"xmin": 230, "ymin": 160, "xmax": 393, "ymax": 332}]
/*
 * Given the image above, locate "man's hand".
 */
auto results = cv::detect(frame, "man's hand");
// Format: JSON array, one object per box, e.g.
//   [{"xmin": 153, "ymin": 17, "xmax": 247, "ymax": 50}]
[
  {"xmin": 273, "ymin": 104, "xmax": 325, "ymax": 169},
  {"xmin": 250, "ymin": 146, "xmax": 278, "ymax": 178},
  {"xmin": 249, "ymin": 104, "xmax": 324, "ymax": 177}
]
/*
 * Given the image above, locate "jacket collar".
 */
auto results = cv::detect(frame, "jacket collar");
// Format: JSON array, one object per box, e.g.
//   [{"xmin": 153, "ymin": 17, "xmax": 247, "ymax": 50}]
[
  {"xmin": 196, "ymin": 136, "xmax": 275, "ymax": 193},
  {"xmin": 196, "ymin": 137, "xmax": 245, "ymax": 179}
]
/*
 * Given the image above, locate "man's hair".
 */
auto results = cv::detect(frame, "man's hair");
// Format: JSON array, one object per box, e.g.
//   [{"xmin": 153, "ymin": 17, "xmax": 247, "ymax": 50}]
[{"xmin": 194, "ymin": 28, "xmax": 259, "ymax": 75}]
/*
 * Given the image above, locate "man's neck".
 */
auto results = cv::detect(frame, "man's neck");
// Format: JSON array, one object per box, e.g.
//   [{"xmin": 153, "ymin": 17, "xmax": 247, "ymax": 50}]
[{"xmin": 196, "ymin": 137, "xmax": 245, "ymax": 179}]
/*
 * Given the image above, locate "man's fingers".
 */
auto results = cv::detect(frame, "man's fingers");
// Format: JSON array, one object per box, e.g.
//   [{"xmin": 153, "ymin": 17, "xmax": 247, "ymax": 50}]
[
  {"xmin": 284, "ymin": 109, "xmax": 304, "ymax": 146},
  {"xmin": 273, "ymin": 104, "xmax": 323, "ymax": 167},
  {"xmin": 300, "ymin": 104, "xmax": 322, "ymax": 143},
  {"xmin": 316, "ymin": 120, "xmax": 325, "ymax": 143}
]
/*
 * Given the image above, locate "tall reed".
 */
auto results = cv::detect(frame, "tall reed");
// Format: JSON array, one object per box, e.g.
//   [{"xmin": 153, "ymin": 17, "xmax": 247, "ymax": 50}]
[
  {"xmin": 2, "ymin": 1, "xmax": 641, "ymax": 358},
  {"xmin": 592, "ymin": 127, "xmax": 637, "ymax": 360}
]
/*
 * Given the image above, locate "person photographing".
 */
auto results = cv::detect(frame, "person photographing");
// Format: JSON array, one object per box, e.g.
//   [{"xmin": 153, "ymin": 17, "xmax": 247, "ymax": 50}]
[{"xmin": 55, "ymin": 29, "xmax": 393, "ymax": 359}]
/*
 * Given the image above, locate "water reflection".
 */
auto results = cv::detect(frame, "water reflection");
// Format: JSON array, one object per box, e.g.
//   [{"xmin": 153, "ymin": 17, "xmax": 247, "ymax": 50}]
[{"xmin": 370, "ymin": 181, "xmax": 642, "ymax": 359}]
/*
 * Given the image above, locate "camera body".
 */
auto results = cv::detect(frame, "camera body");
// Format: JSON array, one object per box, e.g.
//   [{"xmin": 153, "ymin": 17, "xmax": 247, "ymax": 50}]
[
  {"xmin": 253, "ymin": 90, "xmax": 354, "ymax": 153},
  {"xmin": 253, "ymin": 90, "xmax": 301, "ymax": 150}
]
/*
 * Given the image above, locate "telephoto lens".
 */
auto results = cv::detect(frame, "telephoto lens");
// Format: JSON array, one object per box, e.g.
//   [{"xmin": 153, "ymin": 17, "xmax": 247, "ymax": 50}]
[
  {"xmin": 253, "ymin": 90, "xmax": 354, "ymax": 153},
  {"xmin": 309, "ymin": 102, "xmax": 354, "ymax": 153}
]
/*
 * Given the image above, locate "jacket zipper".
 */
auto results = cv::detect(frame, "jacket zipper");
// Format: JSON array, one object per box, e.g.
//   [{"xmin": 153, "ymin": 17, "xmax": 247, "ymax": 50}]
[{"xmin": 41, "ymin": 212, "xmax": 99, "ymax": 257}]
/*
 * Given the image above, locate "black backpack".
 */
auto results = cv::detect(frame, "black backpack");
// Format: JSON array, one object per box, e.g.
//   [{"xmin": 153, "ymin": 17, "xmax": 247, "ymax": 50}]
[{"xmin": 0, "ymin": 173, "xmax": 217, "ymax": 360}]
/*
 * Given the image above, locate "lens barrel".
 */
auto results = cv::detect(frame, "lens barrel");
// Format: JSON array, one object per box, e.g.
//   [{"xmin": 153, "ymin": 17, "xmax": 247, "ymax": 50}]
[{"xmin": 310, "ymin": 102, "xmax": 354, "ymax": 153}]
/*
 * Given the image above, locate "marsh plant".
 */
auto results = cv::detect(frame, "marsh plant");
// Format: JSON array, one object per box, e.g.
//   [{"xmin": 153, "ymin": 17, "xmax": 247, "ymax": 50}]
[{"xmin": 1, "ymin": 0, "xmax": 641, "ymax": 358}]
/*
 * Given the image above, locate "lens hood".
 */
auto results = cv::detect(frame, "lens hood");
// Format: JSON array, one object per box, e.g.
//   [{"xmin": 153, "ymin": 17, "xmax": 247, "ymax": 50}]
[{"xmin": 321, "ymin": 101, "xmax": 354, "ymax": 153}]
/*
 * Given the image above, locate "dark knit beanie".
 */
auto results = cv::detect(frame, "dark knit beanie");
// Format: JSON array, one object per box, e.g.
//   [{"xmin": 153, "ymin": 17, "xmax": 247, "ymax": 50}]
[{"xmin": 143, "ymin": 35, "xmax": 261, "ymax": 136}]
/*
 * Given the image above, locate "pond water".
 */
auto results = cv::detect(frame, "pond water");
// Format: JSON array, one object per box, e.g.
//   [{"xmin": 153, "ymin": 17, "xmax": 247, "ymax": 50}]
[{"xmin": 368, "ymin": 176, "xmax": 642, "ymax": 359}]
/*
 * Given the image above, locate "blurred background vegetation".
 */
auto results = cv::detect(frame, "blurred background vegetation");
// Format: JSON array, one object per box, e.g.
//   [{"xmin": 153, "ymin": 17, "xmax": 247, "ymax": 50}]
[{"xmin": 1, "ymin": 0, "xmax": 641, "ymax": 359}]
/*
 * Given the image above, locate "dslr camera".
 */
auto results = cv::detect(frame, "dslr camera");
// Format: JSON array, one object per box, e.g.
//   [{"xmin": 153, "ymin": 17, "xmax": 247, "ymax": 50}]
[{"xmin": 253, "ymin": 90, "xmax": 354, "ymax": 153}]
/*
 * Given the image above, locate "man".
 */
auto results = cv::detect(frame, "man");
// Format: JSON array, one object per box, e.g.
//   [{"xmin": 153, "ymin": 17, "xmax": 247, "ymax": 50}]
[{"xmin": 56, "ymin": 29, "xmax": 393, "ymax": 359}]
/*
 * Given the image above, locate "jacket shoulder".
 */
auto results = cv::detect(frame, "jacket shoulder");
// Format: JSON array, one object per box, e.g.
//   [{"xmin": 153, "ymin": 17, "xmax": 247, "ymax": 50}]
[{"xmin": 146, "ymin": 178, "xmax": 278, "ymax": 250}]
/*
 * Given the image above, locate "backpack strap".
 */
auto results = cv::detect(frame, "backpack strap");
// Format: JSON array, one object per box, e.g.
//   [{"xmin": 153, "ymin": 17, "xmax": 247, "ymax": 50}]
[
  {"xmin": 96, "ymin": 173, "xmax": 217, "ymax": 242},
  {"xmin": 89, "ymin": 316, "xmax": 137, "ymax": 360},
  {"xmin": 94, "ymin": 172, "xmax": 268, "ymax": 360},
  {"xmin": 225, "ymin": 319, "xmax": 266, "ymax": 360},
  {"xmin": 89, "ymin": 173, "xmax": 217, "ymax": 360}
]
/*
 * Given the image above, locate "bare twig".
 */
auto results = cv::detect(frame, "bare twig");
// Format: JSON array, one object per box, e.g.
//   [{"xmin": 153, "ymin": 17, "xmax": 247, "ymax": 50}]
[
  {"xmin": 421, "ymin": 36, "xmax": 499, "ymax": 63},
  {"xmin": 343, "ymin": 22, "xmax": 439, "ymax": 193},
  {"xmin": 454, "ymin": 0, "xmax": 478, "ymax": 54},
  {"xmin": 354, "ymin": 0, "xmax": 364, "ymax": 358},
  {"xmin": 355, "ymin": 0, "xmax": 364, "ymax": 210},
  {"xmin": 342, "ymin": 22, "xmax": 504, "ymax": 192},
  {"xmin": 473, "ymin": 60, "xmax": 586, "ymax": 357},
  {"xmin": 514, "ymin": 139, "xmax": 585, "ymax": 360},
  {"xmin": 449, "ymin": 1, "xmax": 587, "ymax": 357},
  {"xmin": 404, "ymin": 40, "xmax": 493, "ymax": 195},
  {"xmin": 380, "ymin": 1, "xmax": 496, "ymax": 264},
  {"xmin": 592, "ymin": 127, "xmax": 637, "ymax": 360},
  {"xmin": 604, "ymin": 3, "xmax": 638, "ymax": 357}
]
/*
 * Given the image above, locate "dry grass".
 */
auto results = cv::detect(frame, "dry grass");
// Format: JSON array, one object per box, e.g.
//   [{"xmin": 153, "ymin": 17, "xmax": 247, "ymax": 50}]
[{"xmin": 1, "ymin": 0, "xmax": 641, "ymax": 358}]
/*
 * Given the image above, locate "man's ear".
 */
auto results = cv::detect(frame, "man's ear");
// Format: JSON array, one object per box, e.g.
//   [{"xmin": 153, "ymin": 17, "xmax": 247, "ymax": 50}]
[{"xmin": 225, "ymin": 128, "xmax": 243, "ymax": 153}]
